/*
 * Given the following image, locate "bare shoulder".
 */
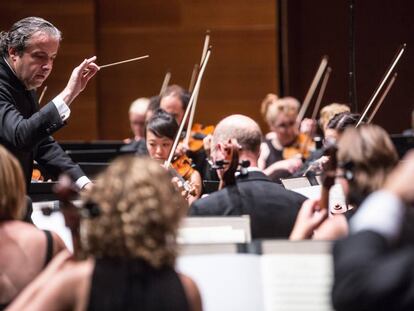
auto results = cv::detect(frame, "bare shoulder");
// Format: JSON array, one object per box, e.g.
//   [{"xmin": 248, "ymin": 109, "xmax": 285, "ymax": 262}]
[
  {"xmin": 178, "ymin": 273, "xmax": 202, "ymax": 311},
  {"xmin": 58, "ymin": 258, "xmax": 94, "ymax": 310},
  {"xmin": 32, "ymin": 258, "xmax": 94, "ymax": 311}
]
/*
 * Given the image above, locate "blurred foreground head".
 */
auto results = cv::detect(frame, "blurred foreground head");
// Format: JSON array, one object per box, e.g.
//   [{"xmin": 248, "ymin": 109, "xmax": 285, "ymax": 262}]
[{"xmin": 81, "ymin": 156, "xmax": 187, "ymax": 268}]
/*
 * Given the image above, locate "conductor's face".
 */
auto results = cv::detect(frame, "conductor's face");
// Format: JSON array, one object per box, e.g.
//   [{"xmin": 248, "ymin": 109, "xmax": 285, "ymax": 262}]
[{"xmin": 8, "ymin": 31, "xmax": 59, "ymax": 90}]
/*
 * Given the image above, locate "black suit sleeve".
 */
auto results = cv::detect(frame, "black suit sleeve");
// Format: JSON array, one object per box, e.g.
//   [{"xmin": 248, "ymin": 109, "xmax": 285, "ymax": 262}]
[
  {"xmin": 0, "ymin": 88, "xmax": 65, "ymax": 150},
  {"xmin": 332, "ymin": 230, "xmax": 414, "ymax": 311},
  {"xmin": 34, "ymin": 136, "xmax": 84, "ymax": 181}
]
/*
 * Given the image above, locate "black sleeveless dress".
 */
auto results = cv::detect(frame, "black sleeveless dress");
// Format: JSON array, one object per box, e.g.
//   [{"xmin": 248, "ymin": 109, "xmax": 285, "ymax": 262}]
[
  {"xmin": 87, "ymin": 258, "xmax": 190, "ymax": 311},
  {"xmin": 264, "ymin": 139, "xmax": 292, "ymax": 182}
]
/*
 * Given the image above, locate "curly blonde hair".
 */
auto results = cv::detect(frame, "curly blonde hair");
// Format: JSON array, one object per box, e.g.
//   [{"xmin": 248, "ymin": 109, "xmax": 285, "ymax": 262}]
[
  {"xmin": 81, "ymin": 156, "xmax": 187, "ymax": 268},
  {"xmin": 338, "ymin": 124, "xmax": 398, "ymax": 206},
  {"xmin": 0, "ymin": 145, "xmax": 26, "ymax": 221}
]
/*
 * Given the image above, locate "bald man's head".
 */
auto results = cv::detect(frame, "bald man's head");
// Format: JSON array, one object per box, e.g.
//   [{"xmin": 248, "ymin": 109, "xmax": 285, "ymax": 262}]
[{"xmin": 213, "ymin": 114, "xmax": 262, "ymax": 157}]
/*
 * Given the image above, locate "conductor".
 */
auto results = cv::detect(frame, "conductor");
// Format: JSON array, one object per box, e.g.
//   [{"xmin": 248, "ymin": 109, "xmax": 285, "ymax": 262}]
[{"xmin": 0, "ymin": 17, "xmax": 99, "ymax": 190}]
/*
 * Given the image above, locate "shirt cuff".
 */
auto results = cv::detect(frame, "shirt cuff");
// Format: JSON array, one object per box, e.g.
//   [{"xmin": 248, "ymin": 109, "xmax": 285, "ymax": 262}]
[
  {"xmin": 350, "ymin": 190, "xmax": 405, "ymax": 242},
  {"xmin": 75, "ymin": 176, "xmax": 91, "ymax": 190},
  {"xmin": 52, "ymin": 95, "xmax": 71, "ymax": 121}
]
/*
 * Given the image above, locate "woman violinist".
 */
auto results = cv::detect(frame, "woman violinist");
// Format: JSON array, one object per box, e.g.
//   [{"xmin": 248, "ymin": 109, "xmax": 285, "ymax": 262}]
[
  {"xmin": 146, "ymin": 109, "xmax": 202, "ymax": 204},
  {"xmin": 258, "ymin": 94, "xmax": 315, "ymax": 181}
]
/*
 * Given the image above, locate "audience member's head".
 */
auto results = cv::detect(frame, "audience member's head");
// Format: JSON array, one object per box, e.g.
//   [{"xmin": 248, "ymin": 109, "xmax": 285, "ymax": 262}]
[
  {"xmin": 160, "ymin": 85, "xmax": 190, "ymax": 124},
  {"xmin": 337, "ymin": 124, "xmax": 398, "ymax": 207},
  {"xmin": 128, "ymin": 97, "xmax": 149, "ymax": 140},
  {"xmin": 0, "ymin": 145, "xmax": 26, "ymax": 221},
  {"xmin": 145, "ymin": 108, "xmax": 179, "ymax": 162},
  {"xmin": 81, "ymin": 156, "xmax": 186, "ymax": 268},
  {"xmin": 212, "ymin": 114, "xmax": 262, "ymax": 165},
  {"xmin": 319, "ymin": 103, "xmax": 350, "ymax": 133},
  {"xmin": 261, "ymin": 95, "xmax": 300, "ymax": 146}
]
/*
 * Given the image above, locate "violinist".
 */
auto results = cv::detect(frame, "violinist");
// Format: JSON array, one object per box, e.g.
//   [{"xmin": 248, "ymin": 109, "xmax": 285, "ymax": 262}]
[
  {"xmin": 146, "ymin": 109, "xmax": 202, "ymax": 204},
  {"xmin": 318, "ymin": 103, "xmax": 350, "ymax": 134},
  {"xmin": 160, "ymin": 84, "xmax": 190, "ymax": 125},
  {"xmin": 160, "ymin": 84, "xmax": 218, "ymax": 186},
  {"xmin": 289, "ymin": 124, "xmax": 399, "ymax": 240},
  {"xmin": 189, "ymin": 114, "xmax": 306, "ymax": 239},
  {"xmin": 294, "ymin": 108, "xmax": 357, "ymax": 177},
  {"xmin": 258, "ymin": 95, "xmax": 313, "ymax": 181},
  {"xmin": 119, "ymin": 97, "xmax": 149, "ymax": 155}
]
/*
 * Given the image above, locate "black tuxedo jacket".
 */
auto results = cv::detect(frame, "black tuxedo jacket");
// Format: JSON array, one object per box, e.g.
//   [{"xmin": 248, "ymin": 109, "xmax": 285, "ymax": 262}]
[
  {"xmin": 332, "ymin": 230, "xmax": 414, "ymax": 311},
  {"xmin": 189, "ymin": 171, "xmax": 306, "ymax": 239},
  {"xmin": 0, "ymin": 57, "xmax": 84, "ymax": 187}
]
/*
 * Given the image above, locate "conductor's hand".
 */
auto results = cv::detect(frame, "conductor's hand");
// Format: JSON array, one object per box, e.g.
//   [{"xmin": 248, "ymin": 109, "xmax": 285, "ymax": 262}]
[{"xmin": 59, "ymin": 56, "xmax": 100, "ymax": 105}]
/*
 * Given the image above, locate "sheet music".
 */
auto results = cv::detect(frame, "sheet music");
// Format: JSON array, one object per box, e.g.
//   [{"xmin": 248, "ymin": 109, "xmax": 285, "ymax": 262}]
[
  {"xmin": 177, "ymin": 254, "xmax": 264, "ymax": 311},
  {"xmin": 260, "ymin": 254, "xmax": 333, "ymax": 311},
  {"xmin": 178, "ymin": 226, "xmax": 247, "ymax": 244}
]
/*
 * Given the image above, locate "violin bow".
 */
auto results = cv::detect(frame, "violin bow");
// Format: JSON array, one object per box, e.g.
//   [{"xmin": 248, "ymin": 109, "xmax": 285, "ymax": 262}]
[
  {"xmin": 311, "ymin": 67, "xmax": 332, "ymax": 120},
  {"xmin": 38, "ymin": 85, "xmax": 47, "ymax": 104},
  {"xmin": 184, "ymin": 31, "xmax": 211, "ymax": 147},
  {"xmin": 367, "ymin": 72, "xmax": 398, "ymax": 124},
  {"xmin": 159, "ymin": 71, "xmax": 171, "ymax": 96},
  {"xmin": 165, "ymin": 48, "xmax": 212, "ymax": 168},
  {"xmin": 188, "ymin": 64, "xmax": 199, "ymax": 93},
  {"xmin": 356, "ymin": 43, "xmax": 406, "ymax": 127},
  {"xmin": 297, "ymin": 55, "xmax": 329, "ymax": 122}
]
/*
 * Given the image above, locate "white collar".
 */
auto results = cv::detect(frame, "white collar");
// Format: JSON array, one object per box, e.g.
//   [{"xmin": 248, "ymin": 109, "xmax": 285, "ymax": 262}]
[{"xmin": 235, "ymin": 166, "xmax": 261, "ymax": 176}]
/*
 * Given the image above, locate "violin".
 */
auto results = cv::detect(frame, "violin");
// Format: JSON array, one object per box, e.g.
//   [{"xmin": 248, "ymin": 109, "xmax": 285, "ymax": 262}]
[
  {"xmin": 186, "ymin": 123, "xmax": 215, "ymax": 153},
  {"xmin": 167, "ymin": 155, "xmax": 197, "ymax": 197},
  {"xmin": 31, "ymin": 168, "xmax": 44, "ymax": 181},
  {"xmin": 282, "ymin": 132, "xmax": 315, "ymax": 160},
  {"xmin": 171, "ymin": 154, "xmax": 195, "ymax": 181}
]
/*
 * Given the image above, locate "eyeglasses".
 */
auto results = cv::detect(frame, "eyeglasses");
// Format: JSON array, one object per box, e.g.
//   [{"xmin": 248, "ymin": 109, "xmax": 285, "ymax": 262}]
[{"xmin": 273, "ymin": 120, "xmax": 296, "ymax": 129}]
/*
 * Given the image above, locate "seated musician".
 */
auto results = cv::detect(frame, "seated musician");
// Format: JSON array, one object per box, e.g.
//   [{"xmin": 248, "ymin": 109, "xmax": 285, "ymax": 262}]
[
  {"xmin": 146, "ymin": 109, "xmax": 202, "ymax": 204},
  {"xmin": 258, "ymin": 95, "xmax": 313, "ymax": 181},
  {"xmin": 8, "ymin": 156, "xmax": 202, "ymax": 311},
  {"xmin": 120, "ymin": 97, "xmax": 149, "ymax": 155},
  {"xmin": 0, "ymin": 146, "xmax": 65, "ymax": 309},
  {"xmin": 318, "ymin": 103, "xmax": 350, "ymax": 135},
  {"xmin": 189, "ymin": 114, "xmax": 306, "ymax": 239},
  {"xmin": 160, "ymin": 84, "xmax": 190, "ymax": 125},
  {"xmin": 295, "ymin": 111, "xmax": 359, "ymax": 176},
  {"xmin": 332, "ymin": 151, "xmax": 414, "ymax": 311},
  {"xmin": 290, "ymin": 124, "xmax": 399, "ymax": 240},
  {"xmin": 160, "ymin": 84, "xmax": 218, "ymax": 188}
]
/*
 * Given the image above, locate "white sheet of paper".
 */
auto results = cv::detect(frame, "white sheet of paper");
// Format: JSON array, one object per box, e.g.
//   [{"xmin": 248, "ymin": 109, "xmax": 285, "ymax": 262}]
[
  {"xmin": 177, "ymin": 254, "xmax": 264, "ymax": 311},
  {"xmin": 178, "ymin": 226, "xmax": 247, "ymax": 244},
  {"xmin": 261, "ymin": 254, "xmax": 333, "ymax": 311}
]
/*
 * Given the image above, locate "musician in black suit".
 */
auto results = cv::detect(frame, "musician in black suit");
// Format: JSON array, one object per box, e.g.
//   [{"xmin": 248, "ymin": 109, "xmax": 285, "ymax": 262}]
[
  {"xmin": 0, "ymin": 17, "xmax": 99, "ymax": 189},
  {"xmin": 189, "ymin": 114, "xmax": 306, "ymax": 239},
  {"xmin": 332, "ymin": 151, "xmax": 414, "ymax": 311}
]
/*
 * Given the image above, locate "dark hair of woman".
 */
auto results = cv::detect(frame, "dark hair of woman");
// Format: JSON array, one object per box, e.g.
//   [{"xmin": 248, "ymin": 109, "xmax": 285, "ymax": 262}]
[
  {"xmin": 326, "ymin": 112, "xmax": 360, "ymax": 134},
  {"xmin": 146, "ymin": 108, "xmax": 179, "ymax": 140}
]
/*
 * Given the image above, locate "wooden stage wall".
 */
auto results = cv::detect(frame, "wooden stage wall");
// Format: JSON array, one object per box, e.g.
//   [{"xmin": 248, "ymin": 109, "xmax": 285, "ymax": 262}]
[{"xmin": 0, "ymin": 1, "xmax": 279, "ymax": 140}]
